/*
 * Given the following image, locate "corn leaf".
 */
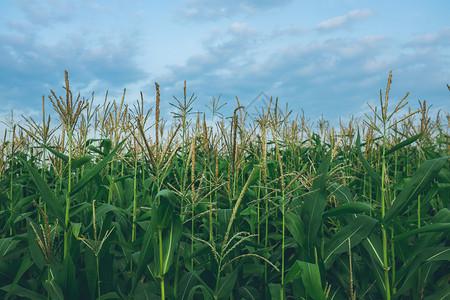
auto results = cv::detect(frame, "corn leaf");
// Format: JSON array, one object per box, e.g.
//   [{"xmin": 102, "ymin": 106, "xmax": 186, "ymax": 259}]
[
  {"xmin": 5, "ymin": 253, "xmax": 33, "ymax": 300},
  {"xmin": 160, "ymin": 216, "xmax": 182, "ymax": 275},
  {"xmin": 131, "ymin": 203, "xmax": 157, "ymax": 294},
  {"xmin": 43, "ymin": 279, "xmax": 64, "ymax": 300},
  {"xmin": 393, "ymin": 223, "xmax": 450, "ymax": 241},
  {"xmin": 323, "ymin": 202, "xmax": 374, "ymax": 218},
  {"xmin": 156, "ymin": 189, "xmax": 176, "ymax": 230},
  {"xmin": 177, "ymin": 272, "xmax": 198, "ymax": 300},
  {"xmin": 238, "ymin": 286, "xmax": 261, "ymax": 300},
  {"xmin": 285, "ymin": 260, "xmax": 326, "ymax": 300},
  {"xmin": 301, "ymin": 151, "xmax": 331, "ymax": 257},
  {"xmin": 285, "ymin": 212, "xmax": 304, "ymax": 247},
  {"xmin": 70, "ymin": 139, "xmax": 125, "ymax": 197},
  {"xmin": 356, "ymin": 131, "xmax": 382, "ymax": 188},
  {"xmin": 324, "ymin": 215, "xmax": 378, "ymax": 269},
  {"xmin": 21, "ymin": 157, "xmax": 66, "ymax": 229},
  {"xmin": 384, "ymin": 156, "xmax": 448, "ymax": 225},
  {"xmin": 395, "ymin": 247, "xmax": 450, "ymax": 296},
  {"xmin": 385, "ymin": 132, "xmax": 423, "ymax": 156},
  {"xmin": 216, "ymin": 270, "xmax": 238, "ymax": 300}
]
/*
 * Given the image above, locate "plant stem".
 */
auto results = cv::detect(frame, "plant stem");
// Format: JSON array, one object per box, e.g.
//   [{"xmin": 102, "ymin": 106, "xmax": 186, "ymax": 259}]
[
  {"xmin": 96, "ymin": 254, "xmax": 101, "ymax": 300},
  {"xmin": 64, "ymin": 125, "xmax": 72, "ymax": 259},
  {"xmin": 159, "ymin": 228, "xmax": 165, "ymax": 300},
  {"xmin": 381, "ymin": 129, "xmax": 391, "ymax": 300}
]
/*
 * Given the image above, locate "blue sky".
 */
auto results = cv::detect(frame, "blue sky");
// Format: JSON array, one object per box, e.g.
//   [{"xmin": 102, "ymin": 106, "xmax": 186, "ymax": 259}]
[{"xmin": 1, "ymin": 0, "xmax": 449, "ymax": 130}]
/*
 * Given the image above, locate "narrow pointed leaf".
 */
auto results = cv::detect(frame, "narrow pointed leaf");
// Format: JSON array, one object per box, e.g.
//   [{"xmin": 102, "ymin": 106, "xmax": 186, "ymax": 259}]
[
  {"xmin": 132, "ymin": 204, "xmax": 157, "ymax": 294},
  {"xmin": 70, "ymin": 139, "xmax": 125, "ymax": 196},
  {"xmin": 324, "ymin": 215, "xmax": 378, "ymax": 269},
  {"xmin": 216, "ymin": 270, "xmax": 238, "ymax": 299},
  {"xmin": 356, "ymin": 131, "xmax": 382, "ymax": 187},
  {"xmin": 285, "ymin": 260, "xmax": 326, "ymax": 300},
  {"xmin": 177, "ymin": 272, "xmax": 198, "ymax": 300},
  {"xmin": 385, "ymin": 132, "xmax": 423, "ymax": 156},
  {"xmin": 43, "ymin": 279, "xmax": 64, "ymax": 300},
  {"xmin": 161, "ymin": 215, "xmax": 182, "ymax": 275},
  {"xmin": 285, "ymin": 212, "xmax": 304, "ymax": 247},
  {"xmin": 323, "ymin": 202, "xmax": 374, "ymax": 218},
  {"xmin": 156, "ymin": 189, "xmax": 176, "ymax": 229},
  {"xmin": 394, "ymin": 223, "xmax": 450, "ymax": 241},
  {"xmin": 268, "ymin": 283, "xmax": 285, "ymax": 300},
  {"xmin": 21, "ymin": 157, "xmax": 66, "ymax": 229},
  {"xmin": 384, "ymin": 156, "xmax": 448, "ymax": 224},
  {"xmin": 0, "ymin": 284, "xmax": 47, "ymax": 300},
  {"xmin": 301, "ymin": 151, "xmax": 331, "ymax": 254},
  {"xmin": 5, "ymin": 253, "xmax": 33, "ymax": 300},
  {"xmin": 239, "ymin": 286, "xmax": 261, "ymax": 300},
  {"xmin": 395, "ymin": 247, "xmax": 450, "ymax": 296}
]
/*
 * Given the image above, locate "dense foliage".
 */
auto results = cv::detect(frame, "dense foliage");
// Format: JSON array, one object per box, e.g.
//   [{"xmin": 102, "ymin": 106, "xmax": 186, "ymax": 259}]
[{"xmin": 0, "ymin": 71, "xmax": 449, "ymax": 299}]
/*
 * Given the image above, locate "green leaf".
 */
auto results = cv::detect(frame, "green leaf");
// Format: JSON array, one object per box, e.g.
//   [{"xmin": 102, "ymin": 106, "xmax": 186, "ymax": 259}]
[
  {"xmin": 70, "ymin": 139, "xmax": 125, "ymax": 196},
  {"xmin": 0, "ymin": 237, "xmax": 19, "ymax": 260},
  {"xmin": 394, "ymin": 223, "xmax": 450, "ymax": 241},
  {"xmin": 72, "ymin": 155, "xmax": 94, "ymax": 170},
  {"xmin": 285, "ymin": 260, "xmax": 326, "ymax": 300},
  {"xmin": 395, "ymin": 247, "xmax": 450, "ymax": 296},
  {"xmin": 384, "ymin": 156, "xmax": 448, "ymax": 224},
  {"xmin": 27, "ymin": 222, "xmax": 47, "ymax": 270},
  {"xmin": 60, "ymin": 253, "xmax": 78, "ymax": 300},
  {"xmin": 424, "ymin": 283, "xmax": 450, "ymax": 300},
  {"xmin": 385, "ymin": 132, "xmax": 423, "ymax": 156},
  {"xmin": 356, "ymin": 131, "xmax": 382, "ymax": 188},
  {"xmin": 301, "ymin": 151, "xmax": 331, "ymax": 256},
  {"xmin": 177, "ymin": 272, "xmax": 198, "ymax": 300},
  {"xmin": 99, "ymin": 292, "xmax": 121, "ymax": 299},
  {"xmin": 160, "ymin": 216, "xmax": 182, "ymax": 275},
  {"xmin": 43, "ymin": 144, "xmax": 93, "ymax": 170},
  {"xmin": 5, "ymin": 253, "xmax": 33, "ymax": 300},
  {"xmin": 156, "ymin": 189, "xmax": 176, "ymax": 229},
  {"xmin": 85, "ymin": 247, "xmax": 96, "ymax": 299},
  {"xmin": 323, "ymin": 202, "xmax": 374, "ymax": 218},
  {"xmin": 42, "ymin": 145, "xmax": 68, "ymax": 163},
  {"xmin": 132, "ymin": 204, "xmax": 157, "ymax": 294},
  {"xmin": 184, "ymin": 266, "xmax": 214, "ymax": 296},
  {"xmin": 285, "ymin": 212, "xmax": 304, "ymax": 247},
  {"xmin": 0, "ymin": 284, "xmax": 47, "ymax": 300},
  {"xmin": 43, "ymin": 279, "xmax": 64, "ymax": 300},
  {"xmin": 268, "ymin": 283, "xmax": 285, "ymax": 300},
  {"xmin": 394, "ymin": 209, "xmax": 450, "ymax": 287},
  {"xmin": 362, "ymin": 233, "xmax": 384, "ymax": 268},
  {"xmin": 324, "ymin": 215, "xmax": 378, "ymax": 269},
  {"xmin": 188, "ymin": 284, "xmax": 214, "ymax": 300},
  {"xmin": 216, "ymin": 270, "xmax": 238, "ymax": 300},
  {"xmin": 238, "ymin": 286, "xmax": 261, "ymax": 300},
  {"xmin": 21, "ymin": 157, "xmax": 66, "ymax": 229}
]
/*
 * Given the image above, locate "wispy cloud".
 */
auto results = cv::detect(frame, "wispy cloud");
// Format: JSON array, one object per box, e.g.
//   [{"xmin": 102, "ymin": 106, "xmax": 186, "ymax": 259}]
[
  {"xmin": 316, "ymin": 9, "xmax": 376, "ymax": 32},
  {"xmin": 0, "ymin": 1, "xmax": 148, "ymax": 113},
  {"xmin": 15, "ymin": 0, "xmax": 75, "ymax": 27},
  {"xmin": 405, "ymin": 27, "xmax": 450, "ymax": 47},
  {"xmin": 173, "ymin": 0, "xmax": 293, "ymax": 21}
]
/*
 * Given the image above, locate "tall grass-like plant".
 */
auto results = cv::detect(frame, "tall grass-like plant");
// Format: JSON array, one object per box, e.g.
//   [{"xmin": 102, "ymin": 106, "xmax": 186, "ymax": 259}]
[
  {"xmin": 364, "ymin": 71, "xmax": 418, "ymax": 300},
  {"xmin": 77, "ymin": 200, "xmax": 114, "ymax": 300},
  {"xmin": 1, "ymin": 72, "xmax": 448, "ymax": 300},
  {"xmin": 49, "ymin": 70, "xmax": 89, "ymax": 259}
]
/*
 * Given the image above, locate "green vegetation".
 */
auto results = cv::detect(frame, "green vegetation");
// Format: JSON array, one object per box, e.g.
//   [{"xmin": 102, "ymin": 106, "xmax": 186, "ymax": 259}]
[{"xmin": 0, "ymin": 71, "xmax": 449, "ymax": 299}]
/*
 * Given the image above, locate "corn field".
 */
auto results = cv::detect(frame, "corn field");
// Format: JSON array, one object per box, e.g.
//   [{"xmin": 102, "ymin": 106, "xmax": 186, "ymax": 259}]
[{"xmin": 0, "ymin": 71, "xmax": 449, "ymax": 300}]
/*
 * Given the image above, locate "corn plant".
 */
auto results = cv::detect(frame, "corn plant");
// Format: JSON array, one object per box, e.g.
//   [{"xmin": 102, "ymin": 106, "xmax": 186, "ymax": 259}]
[{"xmin": 0, "ymin": 71, "xmax": 448, "ymax": 300}]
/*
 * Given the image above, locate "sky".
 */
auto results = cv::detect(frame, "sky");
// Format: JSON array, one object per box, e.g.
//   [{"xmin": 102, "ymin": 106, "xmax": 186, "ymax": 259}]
[{"xmin": 1, "ymin": 0, "xmax": 449, "ymax": 132}]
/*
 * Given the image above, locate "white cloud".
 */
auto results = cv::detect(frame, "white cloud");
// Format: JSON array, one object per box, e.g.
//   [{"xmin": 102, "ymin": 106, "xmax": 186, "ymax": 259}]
[
  {"xmin": 406, "ymin": 27, "xmax": 450, "ymax": 47},
  {"xmin": 316, "ymin": 9, "xmax": 376, "ymax": 31},
  {"xmin": 173, "ymin": 0, "xmax": 293, "ymax": 21}
]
